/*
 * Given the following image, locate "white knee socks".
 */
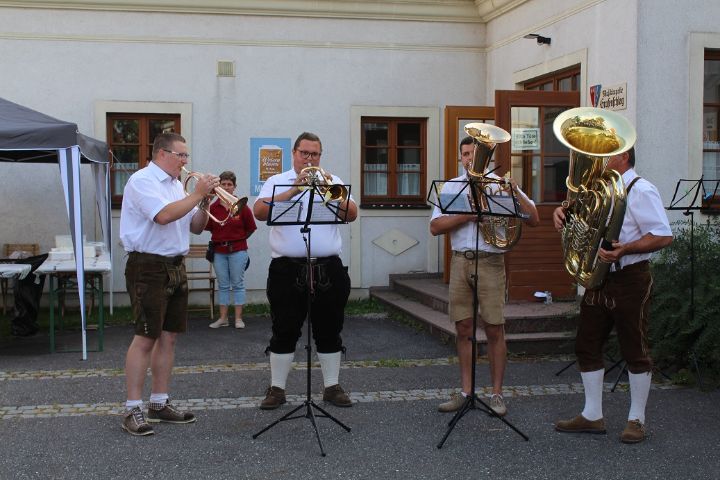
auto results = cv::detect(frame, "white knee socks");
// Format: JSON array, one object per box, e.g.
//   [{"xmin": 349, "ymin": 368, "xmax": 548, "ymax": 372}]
[
  {"xmin": 270, "ymin": 352, "xmax": 294, "ymax": 389},
  {"xmin": 318, "ymin": 352, "xmax": 341, "ymax": 388},
  {"xmin": 581, "ymin": 369, "xmax": 605, "ymax": 421},
  {"xmin": 628, "ymin": 371, "xmax": 652, "ymax": 424}
]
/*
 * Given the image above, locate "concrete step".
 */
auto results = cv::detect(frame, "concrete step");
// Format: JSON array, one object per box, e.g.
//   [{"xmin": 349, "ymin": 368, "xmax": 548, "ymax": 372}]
[
  {"xmin": 387, "ymin": 276, "xmax": 579, "ymax": 334},
  {"xmin": 370, "ymin": 287, "xmax": 577, "ymax": 355}
]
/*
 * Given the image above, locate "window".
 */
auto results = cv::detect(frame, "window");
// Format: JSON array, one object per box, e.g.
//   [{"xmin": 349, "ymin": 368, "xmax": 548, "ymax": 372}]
[
  {"xmin": 107, "ymin": 113, "xmax": 180, "ymax": 207},
  {"xmin": 516, "ymin": 66, "xmax": 581, "ymax": 202},
  {"xmin": 524, "ymin": 66, "xmax": 580, "ymax": 92},
  {"xmin": 703, "ymin": 49, "xmax": 720, "ymax": 210},
  {"xmin": 361, "ymin": 117, "xmax": 427, "ymax": 208}
]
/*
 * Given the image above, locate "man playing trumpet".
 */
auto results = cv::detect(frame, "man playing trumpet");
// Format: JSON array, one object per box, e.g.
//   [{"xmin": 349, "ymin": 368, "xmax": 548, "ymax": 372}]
[
  {"xmin": 253, "ymin": 131, "xmax": 358, "ymax": 410},
  {"xmin": 119, "ymin": 132, "xmax": 219, "ymax": 435}
]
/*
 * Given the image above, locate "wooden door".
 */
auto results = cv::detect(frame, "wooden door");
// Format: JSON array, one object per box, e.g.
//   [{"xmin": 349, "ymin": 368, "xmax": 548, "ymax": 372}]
[
  {"xmin": 441, "ymin": 106, "xmax": 495, "ymax": 283},
  {"xmin": 494, "ymin": 90, "xmax": 580, "ymax": 301}
]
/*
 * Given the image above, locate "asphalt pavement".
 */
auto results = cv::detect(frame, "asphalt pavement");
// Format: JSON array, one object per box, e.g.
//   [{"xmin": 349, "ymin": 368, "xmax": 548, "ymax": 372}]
[{"xmin": 0, "ymin": 313, "xmax": 718, "ymax": 480}]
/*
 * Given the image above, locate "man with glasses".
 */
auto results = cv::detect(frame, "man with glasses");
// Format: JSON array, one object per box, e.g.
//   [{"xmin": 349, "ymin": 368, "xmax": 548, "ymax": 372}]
[
  {"xmin": 119, "ymin": 132, "xmax": 219, "ymax": 435},
  {"xmin": 253, "ymin": 132, "xmax": 358, "ymax": 410}
]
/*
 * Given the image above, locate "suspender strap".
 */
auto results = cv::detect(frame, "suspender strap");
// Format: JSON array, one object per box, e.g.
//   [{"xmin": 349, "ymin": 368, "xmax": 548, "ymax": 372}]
[{"xmin": 626, "ymin": 176, "xmax": 641, "ymax": 194}]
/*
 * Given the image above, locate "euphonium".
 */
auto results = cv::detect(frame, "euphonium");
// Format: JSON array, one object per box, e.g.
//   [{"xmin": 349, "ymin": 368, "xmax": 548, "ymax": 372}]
[
  {"xmin": 299, "ymin": 166, "xmax": 349, "ymax": 204},
  {"xmin": 181, "ymin": 167, "xmax": 247, "ymax": 226},
  {"xmin": 552, "ymin": 107, "xmax": 637, "ymax": 289},
  {"xmin": 464, "ymin": 122, "xmax": 522, "ymax": 250}
]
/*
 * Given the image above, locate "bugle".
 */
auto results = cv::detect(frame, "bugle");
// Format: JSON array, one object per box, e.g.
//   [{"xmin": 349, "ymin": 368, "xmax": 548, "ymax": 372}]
[{"xmin": 181, "ymin": 167, "xmax": 247, "ymax": 225}]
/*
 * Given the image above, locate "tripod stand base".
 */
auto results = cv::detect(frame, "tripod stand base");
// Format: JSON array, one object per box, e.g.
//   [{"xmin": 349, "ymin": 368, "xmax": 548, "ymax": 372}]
[
  {"xmin": 252, "ymin": 400, "xmax": 351, "ymax": 457},
  {"xmin": 437, "ymin": 394, "xmax": 529, "ymax": 448}
]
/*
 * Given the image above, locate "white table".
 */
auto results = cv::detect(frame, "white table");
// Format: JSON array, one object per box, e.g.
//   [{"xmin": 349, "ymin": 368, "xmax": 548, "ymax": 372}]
[{"xmin": 36, "ymin": 253, "xmax": 111, "ymax": 353}]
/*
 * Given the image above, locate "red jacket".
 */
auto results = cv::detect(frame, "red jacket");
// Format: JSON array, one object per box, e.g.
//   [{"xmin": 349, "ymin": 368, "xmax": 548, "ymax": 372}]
[{"xmin": 204, "ymin": 200, "xmax": 257, "ymax": 253}]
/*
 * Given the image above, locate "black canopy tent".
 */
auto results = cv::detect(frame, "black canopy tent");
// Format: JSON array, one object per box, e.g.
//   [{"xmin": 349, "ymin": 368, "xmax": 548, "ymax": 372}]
[{"xmin": 0, "ymin": 97, "xmax": 112, "ymax": 360}]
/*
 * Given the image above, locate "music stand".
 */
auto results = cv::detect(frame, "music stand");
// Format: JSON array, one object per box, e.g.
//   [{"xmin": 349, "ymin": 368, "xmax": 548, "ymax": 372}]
[
  {"xmin": 428, "ymin": 176, "xmax": 529, "ymax": 448},
  {"xmin": 252, "ymin": 182, "xmax": 352, "ymax": 456},
  {"xmin": 665, "ymin": 177, "xmax": 720, "ymax": 388}
]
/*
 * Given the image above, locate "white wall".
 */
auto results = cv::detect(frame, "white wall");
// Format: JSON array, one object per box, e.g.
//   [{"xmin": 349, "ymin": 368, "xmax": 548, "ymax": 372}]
[
  {"xmin": 637, "ymin": 0, "xmax": 720, "ymax": 223},
  {"xmin": 0, "ymin": 6, "xmax": 486, "ymax": 300}
]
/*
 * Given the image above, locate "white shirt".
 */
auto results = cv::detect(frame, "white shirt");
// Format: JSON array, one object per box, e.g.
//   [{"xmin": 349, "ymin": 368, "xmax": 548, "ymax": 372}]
[
  {"xmin": 615, "ymin": 168, "xmax": 673, "ymax": 269},
  {"xmin": 430, "ymin": 172, "xmax": 534, "ymax": 253},
  {"xmin": 256, "ymin": 168, "xmax": 350, "ymax": 258},
  {"xmin": 119, "ymin": 161, "xmax": 197, "ymax": 256}
]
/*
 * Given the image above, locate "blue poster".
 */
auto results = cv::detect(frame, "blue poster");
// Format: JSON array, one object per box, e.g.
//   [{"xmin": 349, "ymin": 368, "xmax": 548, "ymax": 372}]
[{"xmin": 250, "ymin": 137, "xmax": 292, "ymax": 196}]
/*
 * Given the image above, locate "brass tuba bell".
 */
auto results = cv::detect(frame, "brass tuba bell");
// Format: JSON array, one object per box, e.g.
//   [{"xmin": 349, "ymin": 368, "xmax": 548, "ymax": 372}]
[
  {"xmin": 552, "ymin": 107, "xmax": 636, "ymax": 289},
  {"xmin": 464, "ymin": 122, "xmax": 522, "ymax": 250},
  {"xmin": 181, "ymin": 167, "xmax": 247, "ymax": 226},
  {"xmin": 299, "ymin": 166, "xmax": 349, "ymax": 204}
]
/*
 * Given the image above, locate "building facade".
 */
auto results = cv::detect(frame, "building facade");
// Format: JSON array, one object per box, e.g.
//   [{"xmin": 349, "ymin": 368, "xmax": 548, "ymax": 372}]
[{"xmin": 0, "ymin": 0, "xmax": 718, "ymax": 304}]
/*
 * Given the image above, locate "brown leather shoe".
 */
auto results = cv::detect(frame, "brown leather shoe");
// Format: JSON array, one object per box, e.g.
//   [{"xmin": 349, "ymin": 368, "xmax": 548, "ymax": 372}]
[
  {"xmin": 147, "ymin": 400, "xmax": 196, "ymax": 424},
  {"xmin": 555, "ymin": 414, "xmax": 607, "ymax": 434},
  {"xmin": 323, "ymin": 384, "xmax": 352, "ymax": 407},
  {"xmin": 260, "ymin": 386, "xmax": 286, "ymax": 410},
  {"xmin": 620, "ymin": 419, "xmax": 646, "ymax": 444},
  {"xmin": 122, "ymin": 407, "xmax": 154, "ymax": 436}
]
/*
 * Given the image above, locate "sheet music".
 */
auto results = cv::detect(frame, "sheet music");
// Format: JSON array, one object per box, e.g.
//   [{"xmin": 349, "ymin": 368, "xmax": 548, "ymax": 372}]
[
  {"xmin": 309, "ymin": 201, "xmax": 342, "ymax": 222},
  {"xmin": 439, "ymin": 192, "xmax": 473, "ymax": 213},
  {"xmin": 270, "ymin": 201, "xmax": 302, "ymax": 223},
  {"xmin": 486, "ymin": 194, "xmax": 516, "ymax": 214}
]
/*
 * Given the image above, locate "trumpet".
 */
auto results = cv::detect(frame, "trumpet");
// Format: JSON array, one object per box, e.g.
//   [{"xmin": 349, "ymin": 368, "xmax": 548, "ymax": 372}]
[
  {"xmin": 299, "ymin": 166, "xmax": 349, "ymax": 204},
  {"xmin": 181, "ymin": 167, "xmax": 247, "ymax": 225}
]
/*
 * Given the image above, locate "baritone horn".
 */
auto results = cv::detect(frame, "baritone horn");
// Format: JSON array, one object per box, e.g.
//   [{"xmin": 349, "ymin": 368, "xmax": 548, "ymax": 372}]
[
  {"xmin": 464, "ymin": 122, "xmax": 522, "ymax": 250},
  {"xmin": 181, "ymin": 167, "xmax": 247, "ymax": 225},
  {"xmin": 552, "ymin": 107, "xmax": 636, "ymax": 289},
  {"xmin": 299, "ymin": 166, "xmax": 349, "ymax": 204}
]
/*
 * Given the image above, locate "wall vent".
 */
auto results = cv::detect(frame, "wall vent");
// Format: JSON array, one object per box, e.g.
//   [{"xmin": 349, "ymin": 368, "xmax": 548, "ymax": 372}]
[{"xmin": 217, "ymin": 61, "xmax": 235, "ymax": 77}]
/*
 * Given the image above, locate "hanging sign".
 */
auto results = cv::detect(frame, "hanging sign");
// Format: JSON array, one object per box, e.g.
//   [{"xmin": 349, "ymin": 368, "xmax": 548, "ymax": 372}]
[{"xmin": 511, "ymin": 127, "xmax": 540, "ymax": 150}]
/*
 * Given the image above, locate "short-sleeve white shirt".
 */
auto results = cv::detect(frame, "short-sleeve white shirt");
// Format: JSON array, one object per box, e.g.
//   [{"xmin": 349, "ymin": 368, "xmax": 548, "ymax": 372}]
[
  {"xmin": 256, "ymin": 168, "xmax": 350, "ymax": 258},
  {"xmin": 119, "ymin": 161, "xmax": 197, "ymax": 256},
  {"xmin": 616, "ymin": 168, "xmax": 673, "ymax": 269},
  {"xmin": 430, "ymin": 172, "xmax": 534, "ymax": 253}
]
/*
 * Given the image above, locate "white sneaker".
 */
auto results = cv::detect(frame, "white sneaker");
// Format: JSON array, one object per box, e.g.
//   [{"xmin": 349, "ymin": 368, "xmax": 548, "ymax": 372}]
[
  {"xmin": 489, "ymin": 394, "xmax": 507, "ymax": 417},
  {"xmin": 235, "ymin": 319, "xmax": 245, "ymax": 329},
  {"xmin": 209, "ymin": 318, "xmax": 229, "ymax": 328}
]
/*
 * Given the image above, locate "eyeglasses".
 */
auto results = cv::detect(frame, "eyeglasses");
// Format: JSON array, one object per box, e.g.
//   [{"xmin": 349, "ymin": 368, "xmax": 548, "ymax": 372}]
[
  {"xmin": 296, "ymin": 149, "xmax": 322, "ymax": 160},
  {"xmin": 162, "ymin": 148, "xmax": 191, "ymax": 160}
]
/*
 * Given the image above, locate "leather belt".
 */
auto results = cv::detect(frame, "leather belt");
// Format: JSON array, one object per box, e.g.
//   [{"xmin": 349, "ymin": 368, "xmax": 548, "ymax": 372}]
[
  {"xmin": 282, "ymin": 255, "xmax": 337, "ymax": 265},
  {"xmin": 452, "ymin": 250, "xmax": 501, "ymax": 260},
  {"xmin": 128, "ymin": 251, "xmax": 184, "ymax": 266},
  {"xmin": 609, "ymin": 259, "xmax": 649, "ymax": 274}
]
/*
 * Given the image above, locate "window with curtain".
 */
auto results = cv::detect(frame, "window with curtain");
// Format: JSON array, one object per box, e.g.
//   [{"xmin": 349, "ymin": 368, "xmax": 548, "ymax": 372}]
[
  {"xmin": 361, "ymin": 117, "xmax": 427, "ymax": 208},
  {"xmin": 107, "ymin": 113, "xmax": 180, "ymax": 207},
  {"xmin": 703, "ymin": 49, "xmax": 720, "ymax": 210}
]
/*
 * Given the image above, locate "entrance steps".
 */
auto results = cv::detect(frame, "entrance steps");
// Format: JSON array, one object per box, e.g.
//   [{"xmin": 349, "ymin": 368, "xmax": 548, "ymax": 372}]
[{"xmin": 369, "ymin": 273, "xmax": 579, "ymax": 355}]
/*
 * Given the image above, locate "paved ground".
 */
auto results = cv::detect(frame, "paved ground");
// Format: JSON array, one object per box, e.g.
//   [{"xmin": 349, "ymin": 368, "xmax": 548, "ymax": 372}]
[{"xmin": 1, "ymin": 313, "xmax": 718, "ymax": 480}]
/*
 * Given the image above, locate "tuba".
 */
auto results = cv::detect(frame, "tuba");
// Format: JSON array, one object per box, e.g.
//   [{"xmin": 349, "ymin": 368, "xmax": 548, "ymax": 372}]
[
  {"xmin": 552, "ymin": 107, "xmax": 636, "ymax": 289},
  {"xmin": 299, "ymin": 166, "xmax": 349, "ymax": 204},
  {"xmin": 181, "ymin": 167, "xmax": 247, "ymax": 226},
  {"xmin": 464, "ymin": 123, "xmax": 522, "ymax": 250}
]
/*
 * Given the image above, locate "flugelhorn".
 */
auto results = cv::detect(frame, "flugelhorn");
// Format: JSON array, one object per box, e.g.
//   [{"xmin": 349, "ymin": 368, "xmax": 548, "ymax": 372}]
[
  {"xmin": 299, "ymin": 165, "xmax": 349, "ymax": 204},
  {"xmin": 181, "ymin": 167, "xmax": 247, "ymax": 226},
  {"xmin": 464, "ymin": 122, "xmax": 522, "ymax": 250}
]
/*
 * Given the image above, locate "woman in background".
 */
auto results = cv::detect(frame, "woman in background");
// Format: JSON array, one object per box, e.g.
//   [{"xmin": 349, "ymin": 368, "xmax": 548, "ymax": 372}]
[{"xmin": 205, "ymin": 171, "xmax": 257, "ymax": 329}]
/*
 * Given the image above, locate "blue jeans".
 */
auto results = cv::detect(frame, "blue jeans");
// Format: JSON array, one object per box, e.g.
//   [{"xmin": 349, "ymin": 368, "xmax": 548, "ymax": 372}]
[{"xmin": 213, "ymin": 250, "xmax": 249, "ymax": 306}]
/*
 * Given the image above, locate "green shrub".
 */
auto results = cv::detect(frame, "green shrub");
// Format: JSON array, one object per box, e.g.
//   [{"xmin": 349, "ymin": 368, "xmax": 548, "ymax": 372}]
[{"xmin": 650, "ymin": 217, "xmax": 720, "ymax": 386}]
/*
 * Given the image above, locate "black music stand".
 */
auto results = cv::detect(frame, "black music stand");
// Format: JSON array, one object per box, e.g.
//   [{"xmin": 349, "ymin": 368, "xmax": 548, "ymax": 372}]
[
  {"xmin": 428, "ymin": 176, "xmax": 529, "ymax": 448},
  {"xmin": 665, "ymin": 177, "xmax": 720, "ymax": 388},
  {"xmin": 252, "ymin": 182, "xmax": 352, "ymax": 456}
]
